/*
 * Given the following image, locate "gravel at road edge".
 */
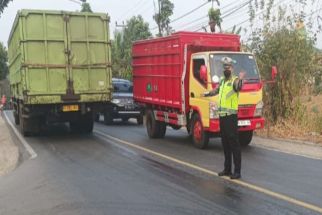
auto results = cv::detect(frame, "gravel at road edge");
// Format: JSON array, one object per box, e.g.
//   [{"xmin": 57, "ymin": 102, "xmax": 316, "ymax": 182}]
[{"xmin": 0, "ymin": 114, "xmax": 19, "ymax": 176}]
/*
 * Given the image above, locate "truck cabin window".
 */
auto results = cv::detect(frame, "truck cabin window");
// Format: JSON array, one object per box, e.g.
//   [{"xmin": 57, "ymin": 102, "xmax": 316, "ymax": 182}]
[
  {"xmin": 209, "ymin": 54, "xmax": 260, "ymax": 83},
  {"xmin": 193, "ymin": 58, "xmax": 207, "ymax": 88}
]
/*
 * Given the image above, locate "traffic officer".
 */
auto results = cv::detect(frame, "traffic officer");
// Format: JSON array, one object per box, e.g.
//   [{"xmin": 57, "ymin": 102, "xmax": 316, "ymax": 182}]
[{"xmin": 204, "ymin": 57, "xmax": 245, "ymax": 179}]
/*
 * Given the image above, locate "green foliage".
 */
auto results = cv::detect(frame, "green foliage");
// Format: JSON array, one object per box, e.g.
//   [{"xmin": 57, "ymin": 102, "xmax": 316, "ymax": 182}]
[
  {"xmin": 153, "ymin": 0, "xmax": 174, "ymax": 37},
  {"xmin": 248, "ymin": 1, "xmax": 318, "ymax": 122},
  {"xmin": 81, "ymin": 2, "xmax": 93, "ymax": 12},
  {"xmin": 0, "ymin": 42, "xmax": 8, "ymax": 80},
  {"xmin": 208, "ymin": 8, "xmax": 222, "ymax": 32},
  {"xmin": 311, "ymin": 105, "xmax": 319, "ymax": 114},
  {"xmin": 312, "ymin": 53, "xmax": 322, "ymax": 94},
  {"xmin": 112, "ymin": 16, "xmax": 152, "ymax": 79},
  {"xmin": 227, "ymin": 25, "xmax": 242, "ymax": 35},
  {"xmin": 0, "ymin": 0, "xmax": 12, "ymax": 15}
]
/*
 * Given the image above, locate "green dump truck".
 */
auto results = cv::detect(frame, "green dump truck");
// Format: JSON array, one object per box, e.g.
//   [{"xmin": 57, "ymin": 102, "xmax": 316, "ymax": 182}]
[{"xmin": 8, "ymin": 10, "xmax": 112, "ymax": 135}]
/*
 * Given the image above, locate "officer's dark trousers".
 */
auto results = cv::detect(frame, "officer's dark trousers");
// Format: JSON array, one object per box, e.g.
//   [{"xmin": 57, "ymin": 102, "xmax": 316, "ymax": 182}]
[{"xmin": 219, "ymin": 114, "xmax": 241, "ymax": 174}]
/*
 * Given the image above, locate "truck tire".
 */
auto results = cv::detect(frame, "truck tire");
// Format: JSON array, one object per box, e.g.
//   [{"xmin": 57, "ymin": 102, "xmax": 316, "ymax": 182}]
[
  {"xmin": 146, "ymin": 109, "xmax": 159, "ymax": 138},
  {"xmin": 104, "ymin": 111, "xmax": 113, "ymax": 125},
  {"xmin": 19, "ymin": 105, "xmax": 30, "ymax": 136},
  {"xmin": 191, "ymin": 114, "xmax": 209, "ymax": 149},
  {"xmin": 80, "ymin": 118, "xmax": 94, "ymax": 133},
  {"xmin": 157, "ymin": 122, "xmax": 167, "ymax": 138},
  {"xmin": 239, "ymin": 131, "xmax": 253, "ymax": 146},
  {"xmin": 70, "ymin": 113, "xmax": 94, "ymax": 133},
  {"xmin": 137, "ymin": 115, "xmax": 143, "ymax": 125},
  {"xmin": 14, "ymin": 110, "xmax": 20, "ymax": 125},
  {"xmin": 94, "ymin": 113, "xmax": 100, "ymax": 122}
]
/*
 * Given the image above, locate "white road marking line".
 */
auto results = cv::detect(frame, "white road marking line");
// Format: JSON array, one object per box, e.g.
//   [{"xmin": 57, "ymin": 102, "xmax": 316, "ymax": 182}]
[
  {"xmin": 94, "ymin": 130, "xmax": 322, "ymax": 214},
  {"xmin": 3, "ymin": 111, "xmax": 37, "ymax": 159}
]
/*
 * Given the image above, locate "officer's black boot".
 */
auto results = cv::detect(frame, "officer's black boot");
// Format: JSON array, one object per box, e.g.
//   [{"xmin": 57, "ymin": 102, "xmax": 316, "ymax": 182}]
[
  {"xmin": 218, "ymin": 169, "xmax": 232, "ymax": 176},
  {"xmin": 230, "ymin": 172, "xmax": 241, "ymax": 179}
]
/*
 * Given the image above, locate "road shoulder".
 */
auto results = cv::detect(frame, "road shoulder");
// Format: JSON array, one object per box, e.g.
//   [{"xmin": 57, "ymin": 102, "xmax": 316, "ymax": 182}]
[
  {"xmin": 253, "ymin": 135, "xmax": 322, "ymax": 160},
  {"xmin": 0, "ymin": 113, "xmax": 19, "ymax": 176}
]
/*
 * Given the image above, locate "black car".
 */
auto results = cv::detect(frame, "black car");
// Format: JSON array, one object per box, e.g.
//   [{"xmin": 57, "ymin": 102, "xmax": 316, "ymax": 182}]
[{"xmin": 96, "ymin": 78, "xmax": 143, "ymax": 125}]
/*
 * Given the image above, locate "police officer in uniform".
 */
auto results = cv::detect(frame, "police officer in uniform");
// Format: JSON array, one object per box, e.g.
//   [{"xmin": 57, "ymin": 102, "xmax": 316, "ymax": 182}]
[{"xmin": 204, "ymin": 57, "xmax": 245, "ymax": 179}]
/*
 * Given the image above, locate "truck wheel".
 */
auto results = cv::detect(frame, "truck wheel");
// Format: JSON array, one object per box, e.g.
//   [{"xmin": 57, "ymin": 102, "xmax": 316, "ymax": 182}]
[
  {"xmin": 14, "ymin": 110, "xmax": 20, "ymax": 125},
  {"xmin": 157, "ymin": 122, "xmax": 167, "ymax": 138},
  {"xmin": 70, "ymin": 113, "xmax": 94, "ymax": 133},
  {"xmin": 137, "ymin": 115, "xmax": 143, "ymax": 125},
  {"xmin": 19, "ymin": 105, "xmax": 30, "ymax": 136},
  {"xmin": 104, "ymin": 112, "xmax": 113, "ymax": 125},
  {"xmin": 191, "ymin": 114, "xmax": 209, "ymax": 149},
  {"xmin": 94, "ymin": 113, "xmax": 100, "ymax": 122},
  {"xmin": 146, "ymin": 109, "xmax": 159, "ymax": 138},
  {"xmin": 239, "ymin": 131, "xmax": 253, "ymax": 146},
  {"xmin": 80, "ymin": 118, "xmax": 94, "ymax": 133}
]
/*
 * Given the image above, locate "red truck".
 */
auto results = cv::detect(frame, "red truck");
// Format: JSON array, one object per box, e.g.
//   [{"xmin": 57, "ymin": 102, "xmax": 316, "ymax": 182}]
[{"xmin": 132, "ymin": 32, "xmax": 266, "ymax": 148}]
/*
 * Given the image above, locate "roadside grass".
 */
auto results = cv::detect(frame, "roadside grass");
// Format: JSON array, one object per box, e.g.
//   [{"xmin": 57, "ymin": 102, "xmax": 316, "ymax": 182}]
[{"xmin": 256, "ymin": 94, "xmax": 322, "ymax": 145}]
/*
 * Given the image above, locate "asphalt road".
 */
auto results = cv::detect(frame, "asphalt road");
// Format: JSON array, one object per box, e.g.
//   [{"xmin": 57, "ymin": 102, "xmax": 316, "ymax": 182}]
[{"xmin": 0, "ymin": 111, "xmax": 321, "ymax": 215}]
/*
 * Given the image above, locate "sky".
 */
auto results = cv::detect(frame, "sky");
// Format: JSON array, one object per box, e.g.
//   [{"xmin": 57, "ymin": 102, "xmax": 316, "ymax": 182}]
[{"xmin": 0, "ymin": 0, "xmax": 321, "ymax": 48}]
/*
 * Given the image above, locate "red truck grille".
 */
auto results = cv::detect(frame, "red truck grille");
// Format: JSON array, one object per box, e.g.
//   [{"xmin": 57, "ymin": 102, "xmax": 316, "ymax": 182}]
[{"xmin": 238, "ymin": 105, "xmax": 256, "ymax": 118}]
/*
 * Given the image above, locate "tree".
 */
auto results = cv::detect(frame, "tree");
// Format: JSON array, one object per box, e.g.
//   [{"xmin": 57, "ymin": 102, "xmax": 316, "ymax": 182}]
[
  {"xmin": 208, "ymin": 8, "xmax": 222, "ymax": 33},
  {"xmin": 0, "ymin": 42, "xmax": 8, "ymax": 80},
  {"xmin": 112, "ymin": 16, "xmax": 152, "ymax": 79},
  {"xmin": 247, "ymin": 0, "xmax": 319, "ymax": 122},
  {"xmin": 81, "ymin": 2, "xmax": 93, "ymax": 12},
  {"xmin": 0, "ymin": 0, "xmax": 12, "ymax": 16},
  {"xmin": 153, "ymin": 0, "xmax": 174, "ymax": 37}
]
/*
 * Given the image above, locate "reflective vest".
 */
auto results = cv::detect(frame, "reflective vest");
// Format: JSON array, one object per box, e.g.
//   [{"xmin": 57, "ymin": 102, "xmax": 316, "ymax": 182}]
[{"xmin": 218, "ymin": 76, "xmax": 239, "ymax": 115}]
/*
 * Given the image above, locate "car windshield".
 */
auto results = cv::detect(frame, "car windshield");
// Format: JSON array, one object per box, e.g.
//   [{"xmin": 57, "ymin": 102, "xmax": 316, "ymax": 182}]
[
  {"xmin": 113, "ymin": 81, "xmax": 133, "ymax": 93},
  {"xmin": 209, "ymin": 53, "xmax": 260, "ymax": 83}
]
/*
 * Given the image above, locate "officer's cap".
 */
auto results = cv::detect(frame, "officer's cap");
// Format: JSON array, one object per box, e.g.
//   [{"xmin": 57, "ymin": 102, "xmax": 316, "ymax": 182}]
[{"xmin": 221, "ymin": 57, "xmax": 234, "ymax": 66}]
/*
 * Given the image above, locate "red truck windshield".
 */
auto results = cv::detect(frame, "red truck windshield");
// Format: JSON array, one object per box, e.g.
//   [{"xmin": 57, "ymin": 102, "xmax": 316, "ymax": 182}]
[{"xmin": 209, "ymin": 53, "xmax": 260, "ymax": 83}]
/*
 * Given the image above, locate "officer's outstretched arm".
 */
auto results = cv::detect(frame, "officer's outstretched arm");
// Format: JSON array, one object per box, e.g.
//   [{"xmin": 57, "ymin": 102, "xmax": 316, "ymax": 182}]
[
  {"xmin": 203, "ymin": 87, "xmax": 220, "ymax": 97},
  {"xmin": 233, "ymin": 78, "xmax": 243, "ymax": 92}
]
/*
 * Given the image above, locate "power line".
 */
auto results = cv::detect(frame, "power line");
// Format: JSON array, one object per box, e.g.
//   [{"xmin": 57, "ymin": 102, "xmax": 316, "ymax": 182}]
[
  {"xmin": 116, "ymin": 0, "xmax": 148, "ymax": 21},
  {"xmin": 170, "ymin": 0, "xmax": 209, "ymax": 24},
  {"xmin": 173, "ymin": 0, "xmax": 246, "ymax": 31},
  {"xmin": 193, "ymin": 0, "xmax": 251, "ymax": 32},
  {"xmin": 225, "ymin": 0, "xmax": 293, "ymax": 31},
  {"xmin": 150, "ymin": 0, "xmax": 210, "ymax": 31}
]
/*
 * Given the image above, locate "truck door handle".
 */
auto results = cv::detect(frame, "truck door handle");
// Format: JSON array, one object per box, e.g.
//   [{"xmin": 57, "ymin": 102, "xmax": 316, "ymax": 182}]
[{"xmin": 190, "ymin": 92, "xmax": 195, "ymax": 98}]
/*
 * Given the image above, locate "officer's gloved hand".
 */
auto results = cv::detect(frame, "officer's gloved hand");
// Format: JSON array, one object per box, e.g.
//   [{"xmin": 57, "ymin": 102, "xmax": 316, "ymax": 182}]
[{"xmin": 201, "ymin": 92, "xmax": 210, "ymax": 97}]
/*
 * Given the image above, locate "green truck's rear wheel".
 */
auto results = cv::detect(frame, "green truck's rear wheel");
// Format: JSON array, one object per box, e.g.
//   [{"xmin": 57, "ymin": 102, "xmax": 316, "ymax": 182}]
[
  {"xmin": 70, "ymin": 113, "xmax": 94, "ymax": 133},
  {"xmin": 14, "ymin": 110, "xmax": 20, "ymax": 125},
  {"xmin": 19, "ymin": 105, "xmax": 31, "ymax": 136}
]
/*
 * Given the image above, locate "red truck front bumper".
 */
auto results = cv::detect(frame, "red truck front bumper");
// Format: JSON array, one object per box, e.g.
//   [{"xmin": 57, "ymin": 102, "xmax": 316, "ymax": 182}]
[{"xmin": 207, "ymin": 117, "xmax": 265, "ymax": 133}]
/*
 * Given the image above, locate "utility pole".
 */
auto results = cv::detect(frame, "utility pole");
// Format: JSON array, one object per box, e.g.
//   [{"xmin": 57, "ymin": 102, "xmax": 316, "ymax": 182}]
[{"xmin": 157, "ymin": 0, "xmax": 162, "ymax": 36}]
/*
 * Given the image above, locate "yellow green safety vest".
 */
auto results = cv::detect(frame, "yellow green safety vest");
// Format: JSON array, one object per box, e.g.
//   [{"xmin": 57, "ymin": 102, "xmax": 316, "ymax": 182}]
[{"xmin": 218, "ymin": 76, "xmax": 239, "ymax": 115}]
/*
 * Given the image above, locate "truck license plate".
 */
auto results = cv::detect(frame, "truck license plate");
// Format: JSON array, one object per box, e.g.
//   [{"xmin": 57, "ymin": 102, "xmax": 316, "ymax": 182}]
[
  {"xmin": 63, "ymin": 105, "xmax": 79, "ymax": 112},
  {"xmin": 238, "ymin": 120, "xmax": 251, "ymax": 127},
  {"xmin": 125, "ymin": 105, "xmax": 134, "ymax": 110}
]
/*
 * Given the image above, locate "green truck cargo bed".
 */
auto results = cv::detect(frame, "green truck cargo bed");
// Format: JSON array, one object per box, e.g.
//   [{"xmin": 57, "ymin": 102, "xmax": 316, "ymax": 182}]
[{"xmin": 8, "ymin": 9, "xmax": 112, "ymax": 105}]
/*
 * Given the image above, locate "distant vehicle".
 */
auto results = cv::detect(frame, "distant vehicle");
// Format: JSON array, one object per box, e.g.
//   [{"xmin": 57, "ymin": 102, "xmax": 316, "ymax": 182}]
[
  {"xmin": 8, "ymin": 10, "xmax": 112, "ymax": 136},
  {"xmin": 95, "ymin": 78, "xmax": 143, "ymax": 125},
  {"xmin": 132, "ymin": 32, "xmax": 275, "ymax": 148}
]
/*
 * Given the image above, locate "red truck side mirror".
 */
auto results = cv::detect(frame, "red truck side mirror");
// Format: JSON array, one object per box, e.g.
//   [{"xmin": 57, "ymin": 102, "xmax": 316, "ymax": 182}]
[
  {"xmin": 199, "ymin": 65, "xmax": 208, "ymax": 83},
  {"xmin": 271, "ymin": 66, "xmax": 278, "ymax": 80}
]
